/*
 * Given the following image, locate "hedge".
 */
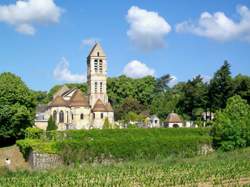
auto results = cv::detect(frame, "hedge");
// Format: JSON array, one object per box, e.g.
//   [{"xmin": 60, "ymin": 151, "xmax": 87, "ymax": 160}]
[
  {"xmin": 18, "ymin": 128, "xmax": 212, "ymax": 162},
  {"xmin": 25, "ymin": 128, "xmax": 211, "ymax": 141}
]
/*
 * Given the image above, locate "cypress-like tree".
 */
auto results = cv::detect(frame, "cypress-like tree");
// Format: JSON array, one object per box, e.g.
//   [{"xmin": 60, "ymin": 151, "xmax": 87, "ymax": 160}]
[
  {"xmin": 46, "ymin": 116, "xmax": 57, "ymax": 131},
  {"xmin": 208, "ymin": 61, "xmax": 233, "ymax": 111}
]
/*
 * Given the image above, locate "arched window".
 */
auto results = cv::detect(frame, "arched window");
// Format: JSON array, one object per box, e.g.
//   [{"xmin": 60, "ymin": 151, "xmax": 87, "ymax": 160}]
[
  {"xmin": 59, "ymin": 111, "xmax": 64, "ymax": 123},
  {"xmin": 53, "ymin": 111, "xmax": 57, "ymax": 121},
  {"xmin": 97, "ymin": 52, "xmax": 100, "ymax": 56},
  {"xmin": 93, "ymin": 113, "xmax": 95, "ymax": 119},
  {"xmin": 80, "ymin": 113, "xmax": 84, "ymax": 120},
  {"xmin": 101, "ymin": 113, "xmax": 104, "ymax": 119}
]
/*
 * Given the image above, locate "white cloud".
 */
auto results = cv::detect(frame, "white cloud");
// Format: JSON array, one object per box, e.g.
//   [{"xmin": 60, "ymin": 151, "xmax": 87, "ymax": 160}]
[
  {"xmin": 176, "ymin": 5, "xmax": 250, "ymax": 42},
  {"xmin": 54, "ymin": 57, "xmax": 86, "ymax": 83},
  {"xmin": 0, "ymin": 0, "xmax": 62, "ymax": 35},
  {"xmin": 126, "ymin": 6, "xmax": 171, "ymax": 51},
  {"xmin": 123, "ymin": 60, "xmax": 155, "ymax": 78},
  {"xmin": 80, "ymin": 38, "xmax": 98, "ymax": 49}
]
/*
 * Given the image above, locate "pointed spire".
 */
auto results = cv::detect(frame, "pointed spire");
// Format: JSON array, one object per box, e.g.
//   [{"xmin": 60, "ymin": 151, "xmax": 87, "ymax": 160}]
[{"xmin": 88, "ymin": 42, "xmax": 106, "ymax": 57}]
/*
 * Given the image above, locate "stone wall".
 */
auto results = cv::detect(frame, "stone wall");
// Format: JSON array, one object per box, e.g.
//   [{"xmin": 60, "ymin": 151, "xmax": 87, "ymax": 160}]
[{"xmin": 28, "ymin": 151, "xmax": 63, "ymax": 170}]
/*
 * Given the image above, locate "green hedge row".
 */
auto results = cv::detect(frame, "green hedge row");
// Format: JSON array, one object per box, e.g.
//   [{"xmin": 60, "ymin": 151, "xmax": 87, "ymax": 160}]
[
  {"xmin": 18, "ymin": 128, "xmax": 212, "ymax": 163},
  {"xmin": 25, "ymin": 127, "xmax": 211, "ymax": 141}
]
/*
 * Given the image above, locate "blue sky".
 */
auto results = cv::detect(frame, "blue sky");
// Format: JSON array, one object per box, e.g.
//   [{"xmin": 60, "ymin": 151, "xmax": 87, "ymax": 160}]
[{"xmin": 0, "ymin": 0, "xmax": 250, "ymax": 91}]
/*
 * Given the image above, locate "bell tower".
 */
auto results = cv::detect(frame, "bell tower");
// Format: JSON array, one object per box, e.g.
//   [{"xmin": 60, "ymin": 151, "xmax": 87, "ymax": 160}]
[{"xmin": 87, "ymin": 43, "xmax": 108, "ymax": 108}]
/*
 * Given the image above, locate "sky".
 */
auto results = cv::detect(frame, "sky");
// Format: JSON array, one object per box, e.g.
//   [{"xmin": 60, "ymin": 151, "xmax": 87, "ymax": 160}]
[{"xmin": 0, "ymin": 0, "xmax": 250, "ymax": 91}]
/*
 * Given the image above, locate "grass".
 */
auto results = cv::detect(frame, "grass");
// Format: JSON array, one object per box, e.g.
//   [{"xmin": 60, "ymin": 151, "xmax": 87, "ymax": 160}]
[{"xmin": 1, "ymin": 147, "xmax": 250, "ymax": 186}]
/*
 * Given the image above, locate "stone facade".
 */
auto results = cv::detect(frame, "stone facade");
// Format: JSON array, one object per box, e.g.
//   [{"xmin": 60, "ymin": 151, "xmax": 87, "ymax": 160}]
[
  {"xmin": 35, "ymin": 43, "xmax": 114, "ymax": 130},
  {"xmin": 28, "ymin": 151, "xmax": 63, "ymax": 170}
]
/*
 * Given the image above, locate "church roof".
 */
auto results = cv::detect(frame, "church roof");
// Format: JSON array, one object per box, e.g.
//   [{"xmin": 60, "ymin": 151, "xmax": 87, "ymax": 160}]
[
  {"xmin": 92, "ymin": 99, "xmax": 108, "ymax": 112},
  {"xmin": 69, "ymin": 89, "xmax": 89, "ymax": 107},
  {"xmin": 165, "ymin": 113, "xmax": 183, "ymax": 123},
  {"xmin": 88, "ymin": 43, "xmax": 106, "ymax": 57},
  {"xmin": 53, "ymin": 85, "xmax": 70, "ymax": 99},
  {"xmin": 105, "ymin": 103, "xmax": 114, "ymax": 112},
  {"xmin": 49, "ymin": 96, "xmax": 68, "ymax": 107}
]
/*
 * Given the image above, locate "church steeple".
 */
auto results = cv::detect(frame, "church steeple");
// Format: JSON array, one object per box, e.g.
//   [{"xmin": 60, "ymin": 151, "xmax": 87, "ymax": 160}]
[{"xmin": 87, "ymin": 43, "xmax": 108, "ymax": 108}]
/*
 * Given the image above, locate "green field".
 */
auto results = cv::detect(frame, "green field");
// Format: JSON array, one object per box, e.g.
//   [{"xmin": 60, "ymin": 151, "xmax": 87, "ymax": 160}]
[{"xmin": 1, "ymin": 147, "xmax": 250, "ymax": 186}]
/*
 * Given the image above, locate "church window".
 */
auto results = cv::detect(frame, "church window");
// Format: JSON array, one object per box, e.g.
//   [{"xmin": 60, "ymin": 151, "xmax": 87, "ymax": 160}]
[
  {"xmin": 101, "ymin": 113, "xmax": 104, "ymax": 119},
  {"xmin": 72, "ymin": 114, "xmax": 74, "ymax": 120},
  {"xmin": 100, "ymin": 59, "xmax": 103, "ymax": 62},
  {"xmin": 99, "ymin": 62, "xmax": 103, "ymax": 73},
  {"xmin": 100, "ymin": 82, "xmax": 103, "ymax": 93},
  {"xmin": 97, "ymin": 52, "xmax": 100, "ymax": 56},
  {"xmin": 59, "ymin": 111, "xmax": 64, "ymax": 123},
  {"xmin": 93, "ymin": 113, "xmax": 95, "ymax": 119},
  {"xmin": 94, "ymin": 61, "xmax": 98, "ymax": 72},
  {"xmin": 53, "ymin": 111, "xmax": 57, "ymax": 121},
  {"xmin": 80, "ymin": 113, "xmax": 84, "ymax": 120},
  {"xmin": 95, "ymin": 82, "xmax": 98, "ymax": 93}
]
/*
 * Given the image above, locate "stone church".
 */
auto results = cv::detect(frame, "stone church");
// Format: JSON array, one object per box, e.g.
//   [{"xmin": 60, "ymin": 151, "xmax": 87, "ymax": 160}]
[{"xmin": 35, "ymin": 43, "xmax": 114, "ymax": 130}]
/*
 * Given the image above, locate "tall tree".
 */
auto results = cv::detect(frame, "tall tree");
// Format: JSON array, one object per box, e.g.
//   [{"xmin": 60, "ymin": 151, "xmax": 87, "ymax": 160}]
[
  {"xmin": 208, "ymin": 61, "xmax": 233, "ymax": 111},
  {"xmin": 233, "ymin": 74, "xmax": 250, "ymax": 104},
  {"xmin": 178, "ymin": 75, "xmax": 208, "ymax": 120},
  {"xmin": 0, "ymin": 73, "xmax": 35, "ymax": 146},
  {"xmin": 155, "ymin": 74, "xmax": 173, "ymax": 92}
]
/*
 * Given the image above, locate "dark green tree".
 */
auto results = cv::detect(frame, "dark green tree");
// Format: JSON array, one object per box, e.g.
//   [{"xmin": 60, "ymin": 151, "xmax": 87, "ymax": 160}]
[
  {"xmin": 0, "ymin": 73, "xmax": 35, "ymax": 145},
  {"xmin": 155, "ymin": 74, "xmax": 173, "ymax": 92},
  {"xmin": 46, "ymin": 116, "xmax": 57, "ymax": 131},
  {"xmin": 208, "ymin": 61, "xmax": 234, "ymax": 111},
  {"xmin": 177, "ymin": 75, "xmax": 208, "ymax": 120},
  {"xmin": 233, "ymin": 74, "xmax": 250, "ymax": 104}
]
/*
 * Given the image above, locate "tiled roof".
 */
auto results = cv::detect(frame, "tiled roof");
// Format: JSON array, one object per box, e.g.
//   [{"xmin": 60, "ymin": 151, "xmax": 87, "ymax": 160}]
[
  {"xmin": 105, "ymin": 103, "xmax": 113, "ymax": 112},
  {"xmin": 49, "ymin": 96, "xmax": 68, "ymax": 107},
  {"xmin": 92, "ymin": 99, "xmax": 108, "ymax": 112},
  {"xmin": 165, "ymin": 113, "xmax": 183, "ymax": 123},
  {"xmin": 69, "ymin": 90, "xmax": 89, "ymax": 107}
]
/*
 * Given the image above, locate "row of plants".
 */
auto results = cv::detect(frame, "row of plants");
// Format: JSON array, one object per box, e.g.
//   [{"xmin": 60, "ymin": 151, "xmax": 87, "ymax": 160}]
[
  {"xmin": 1, "ymin": 147, "xmax": 250, "ymax": 186},
  {"xmin": 17, "ymin": 128, "xmax": 212, "ymax": 163}
]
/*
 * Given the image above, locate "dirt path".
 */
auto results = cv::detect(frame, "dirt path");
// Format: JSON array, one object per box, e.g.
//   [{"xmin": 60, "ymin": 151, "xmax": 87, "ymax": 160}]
[{"xmin": 0, "ymin": 145, "xmax": 29, "ymax": 171}]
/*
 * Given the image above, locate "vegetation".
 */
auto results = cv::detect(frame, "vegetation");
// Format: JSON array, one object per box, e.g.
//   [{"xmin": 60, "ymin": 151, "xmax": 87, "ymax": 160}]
[
  {"xmin": 1, "ymin": 147, "xmax": 250, "ymax": 186},
  {"xmin": 0, "ymin": 73, "xmax": 36, "ymax": 146},
  {"xmin": 46, "ymin": 116, "xmax": 57, "ymax": 131},
  {"xmin": 211, "ymin": 95, "xmax": 250, "ymax": 151},
  {"xmin": 17, "ymin": 128, "xmax": 211, "ymax": 162}
]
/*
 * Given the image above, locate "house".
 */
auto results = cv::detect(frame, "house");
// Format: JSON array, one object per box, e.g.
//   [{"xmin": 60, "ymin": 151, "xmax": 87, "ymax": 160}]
[
  {"xmin": 34, "ymin": 43, "xmax": 114, "ymax": 130},
  {"xmin": 148, "ymin": 115, "xmax": 160, "ymax": 128},
  {"xmin": 165, "ymin": 112, "xmax": 183, "ymax": 128}
]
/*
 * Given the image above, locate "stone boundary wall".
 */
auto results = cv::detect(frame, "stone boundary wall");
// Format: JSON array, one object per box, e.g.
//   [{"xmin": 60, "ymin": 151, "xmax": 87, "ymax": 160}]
[{"xmin": 28, "ymin": 151, "xmax": 63, "ymax": 170}]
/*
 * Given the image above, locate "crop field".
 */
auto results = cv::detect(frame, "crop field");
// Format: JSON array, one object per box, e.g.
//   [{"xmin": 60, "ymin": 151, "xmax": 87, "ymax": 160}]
[{"xmin": 1, "ymin": 147, "xmax": 250, "ymax": 186}]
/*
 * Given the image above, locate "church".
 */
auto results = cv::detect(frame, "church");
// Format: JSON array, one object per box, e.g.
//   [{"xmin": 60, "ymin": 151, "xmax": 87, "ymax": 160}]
[{"xmin": 35, "ymin": 43, "xmax": 114, "ymax": 130}]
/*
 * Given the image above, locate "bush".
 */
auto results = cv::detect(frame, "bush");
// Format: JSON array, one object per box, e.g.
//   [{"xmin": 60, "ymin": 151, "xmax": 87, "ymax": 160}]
[
  {"xmin": 18, "ymin": 128, "xmax": 212, "ymax": 163},
  {"xmin": 47, "ymin": 116, "xmax": 57, "ymax": 131},
  {"xmin": 211, "ymin": 95, "xmax": 250, "ymax": 151},
  {"xmin": 25, "ymin": 127, "xmax": 44, "ymax": 139}
]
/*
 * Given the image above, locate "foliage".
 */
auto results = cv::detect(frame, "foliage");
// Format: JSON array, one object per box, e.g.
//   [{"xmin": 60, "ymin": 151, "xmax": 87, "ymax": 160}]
[
  {"xmin": 25, "ymin": 127, "xmax": 44, "ymax": 139},
  {"xmin": 103, "ymin": 118, "xmax": 112, "ymax": 129},
  {"xmin": 0, "ymin": 73, "xmax": 36, "ymax": 145},
  {"xmin": 2, "ymin": 147, "xmax": 250, "ymax": 186},
  {"xmin": 47, "ymin": 116, "xmax": 57, "ymax": 131},
  {"xmin": 233, "ymin": 74, "xmax": 250, "ymax": 104},
  {"xmin": 211, "ymin": 95, "xmax": 250, "ymax": 151},
  {"xmin": 178, "ymin": 75, "xmax": 208, "ymax": 120},
  {"xmin": 17, "ymin": 128, "xmax": 211, "ymax": 162},
  {"xmin": 208, "ymin": 61, "xmax": 234, "ymax": 111}
]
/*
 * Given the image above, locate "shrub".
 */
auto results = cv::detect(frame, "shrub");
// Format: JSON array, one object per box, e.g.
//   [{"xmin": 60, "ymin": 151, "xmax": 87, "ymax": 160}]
[
  {"xmin": 47, "ymin": 116, "xmax": 57, "ymax": 131},
  {"xmin": 25, "ymin": 127, "xmax": 44, "ymax": 139},
  {"xmin": 211, "ymin": 95, "xmax": 250, "ymax": 151}
]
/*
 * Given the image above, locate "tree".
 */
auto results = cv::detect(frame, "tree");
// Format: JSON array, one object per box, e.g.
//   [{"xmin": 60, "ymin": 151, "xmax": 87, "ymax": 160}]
[
  {"xmin": 46, "ymin": 116, "xmax": 57, "ymax": 131},
  {"xmin": 177, "ymin": 75, "xmax": 208, "ymax": 120},
  {"xmin": 155, "ymin": 74, "xmax": 173, "ymax": 92},
  {"xmin": 208, "ymin": 61, "xmax": 233, "ymax": 111},
  {"xmin": 211, "ymin": 95, "xmax": 250, "ymax": 151},
  {"xmin": 233, "ymin": 74, "xmax": 250, "ymax": 104},
  {"xmin": 0, "ymin": 73, "xmax": 35, "ymax": 146},
  {"xmin": 103, "ymin": 118, "xmax": 112, "ymax": 129}
]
